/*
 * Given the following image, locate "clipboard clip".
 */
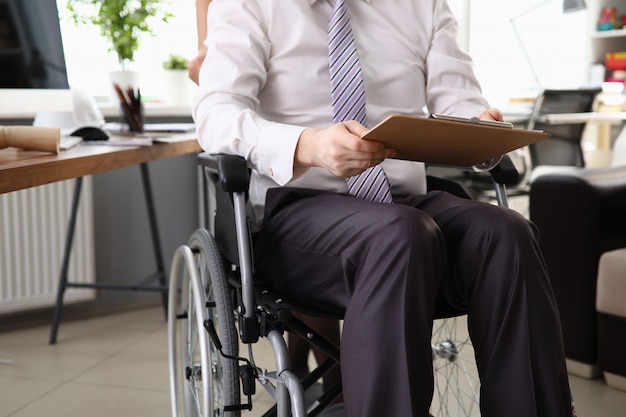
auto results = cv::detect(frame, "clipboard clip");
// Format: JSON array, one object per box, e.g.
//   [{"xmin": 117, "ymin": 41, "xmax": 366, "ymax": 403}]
[{"xmin": 429, "ymin": 113, "xmax": 513, "ymax": 129}]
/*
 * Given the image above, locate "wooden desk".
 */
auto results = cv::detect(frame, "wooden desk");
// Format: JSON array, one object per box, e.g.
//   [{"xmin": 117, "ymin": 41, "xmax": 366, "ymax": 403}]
[
  {"xmin": 0, "ymin": 137, "xmax": 201, "ymax": 343},
  {"xmin": 0, "ymin": 137, "xmax": 201, "ymax": 194}
]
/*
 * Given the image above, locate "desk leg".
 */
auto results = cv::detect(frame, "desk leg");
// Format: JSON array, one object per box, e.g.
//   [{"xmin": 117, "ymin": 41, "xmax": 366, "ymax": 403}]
[
  {"xmin": 49, "ymin": 177, "xmax": 83, "ymax": 345},
  {"xmin": 140, "ymin": 163, "xmax": 168, "ymax": 316},
  {"xmin": 49, "ymin": 166, "xmax": 168, "ymax": 344}
]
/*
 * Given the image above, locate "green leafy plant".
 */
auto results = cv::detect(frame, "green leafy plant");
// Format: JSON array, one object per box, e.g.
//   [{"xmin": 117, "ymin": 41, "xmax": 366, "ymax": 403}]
[
  {"xmin": 66, "ymin": 0, "xmax": 173, "ymax": 69},
  {"xmin": 162, "ymin": 53, "xmax": 189, "ymax": 70}
]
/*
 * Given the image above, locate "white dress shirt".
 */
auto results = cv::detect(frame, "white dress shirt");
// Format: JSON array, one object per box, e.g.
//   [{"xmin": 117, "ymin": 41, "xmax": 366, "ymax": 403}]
[{"xmin": 193, "ymin": 0, "xmax": 490, "ymax": 228}]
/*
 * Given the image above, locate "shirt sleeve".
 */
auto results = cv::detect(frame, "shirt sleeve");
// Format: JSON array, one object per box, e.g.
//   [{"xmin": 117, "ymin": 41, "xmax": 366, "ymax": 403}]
[
  {"xmin": 424, "ymin": 0, "xmax": 490, "ymax": 118},
  {"xmin": 192, "ymin": 0, "xmax": 305, "ymax": 186}
]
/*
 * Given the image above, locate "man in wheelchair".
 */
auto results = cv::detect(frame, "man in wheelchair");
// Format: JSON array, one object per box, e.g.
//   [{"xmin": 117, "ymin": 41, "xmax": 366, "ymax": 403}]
[{"xmin": 192, "ymin": 1, "xmax": 575, "ymax": 416}]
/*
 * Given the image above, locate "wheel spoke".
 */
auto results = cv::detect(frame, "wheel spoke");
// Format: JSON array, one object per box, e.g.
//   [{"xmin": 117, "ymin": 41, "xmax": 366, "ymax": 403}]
[{"xmin": 431, "ymin": 317, "xmax": 480, "ymax": 417}]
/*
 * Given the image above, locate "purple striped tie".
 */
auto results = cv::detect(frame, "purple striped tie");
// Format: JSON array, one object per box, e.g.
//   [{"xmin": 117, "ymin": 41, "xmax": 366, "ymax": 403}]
[{"xmin": 328, "ymin": 0, "xmax": 392, "ymax": 203}]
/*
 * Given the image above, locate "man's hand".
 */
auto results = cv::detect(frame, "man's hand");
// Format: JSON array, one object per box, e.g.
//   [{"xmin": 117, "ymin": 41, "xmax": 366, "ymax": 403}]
[
  {"xmin": 295, "ymin": 121, "xmax": 396, "ymax": 178},
  {"xmin": 479, "ymin": 107, "xmax": 503, "ymax": 122}
]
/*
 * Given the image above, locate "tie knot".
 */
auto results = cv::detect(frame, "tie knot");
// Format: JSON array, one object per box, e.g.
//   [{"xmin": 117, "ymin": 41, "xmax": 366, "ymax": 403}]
[
  {"xmin": 332, "ymin": 0, "xmax": 346, "ymax": 11},
  {"xmin": 329, "ymin": 0, "xmax": 348, "ymax": 30}
]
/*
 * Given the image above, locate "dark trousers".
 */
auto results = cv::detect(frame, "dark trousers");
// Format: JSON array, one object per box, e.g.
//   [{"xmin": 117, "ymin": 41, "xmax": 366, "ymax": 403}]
[{"xmin": 254, "ymin": 187, "xmax": 573, "ymax": 417}]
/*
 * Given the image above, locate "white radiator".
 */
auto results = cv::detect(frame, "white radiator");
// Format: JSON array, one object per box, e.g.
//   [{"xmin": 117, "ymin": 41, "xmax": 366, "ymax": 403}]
[{"xmin": 0, "ymin": 177, "xmax": 96, "ymax": 314}]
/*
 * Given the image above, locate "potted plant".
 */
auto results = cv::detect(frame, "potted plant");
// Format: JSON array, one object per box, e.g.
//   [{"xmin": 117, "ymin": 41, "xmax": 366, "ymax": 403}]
[
  {"xmin": 66, "ymin": 0, "xmax": 172, "ymax": 70},
  {"xmin": 162, "ymin": 53, "xmax": 189, "ymax": 71},
  {"xmin": 162, "ymin": 53, "xmax": 195, "ymax": 106}
]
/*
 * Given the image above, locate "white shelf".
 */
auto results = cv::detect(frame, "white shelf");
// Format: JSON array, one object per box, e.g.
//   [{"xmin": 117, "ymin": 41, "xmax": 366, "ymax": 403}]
[
  {"xmin": 592, "ymin": 28, "xmax": 626, "ymax": 39},
  {"xmin": 588, "ymin": 0, "xmax": 626, "ymax": 64}
]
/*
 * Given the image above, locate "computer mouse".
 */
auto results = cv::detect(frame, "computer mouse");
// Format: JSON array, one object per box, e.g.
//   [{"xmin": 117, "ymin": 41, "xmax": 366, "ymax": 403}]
[{"xmin": 70, "ymin": 126, "xmax": 109, "ymax": 141}]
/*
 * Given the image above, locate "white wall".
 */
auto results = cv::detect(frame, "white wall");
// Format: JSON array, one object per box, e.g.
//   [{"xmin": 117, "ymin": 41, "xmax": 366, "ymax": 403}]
[{"xmin": 465, "ymin": 1, "xmax": 589, "ymax": 109}]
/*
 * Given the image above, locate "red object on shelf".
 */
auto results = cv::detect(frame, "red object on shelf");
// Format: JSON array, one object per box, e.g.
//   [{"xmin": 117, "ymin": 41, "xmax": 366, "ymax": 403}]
[{"xmin": 606, "ymin": 52, "xmax": 626, "ymax": 70}]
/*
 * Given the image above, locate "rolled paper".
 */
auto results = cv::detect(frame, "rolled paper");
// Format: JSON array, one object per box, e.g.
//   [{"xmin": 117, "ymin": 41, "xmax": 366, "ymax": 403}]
[{"xmin": 0, "ymin": 126, "xmax": 60, "ymax": 154}]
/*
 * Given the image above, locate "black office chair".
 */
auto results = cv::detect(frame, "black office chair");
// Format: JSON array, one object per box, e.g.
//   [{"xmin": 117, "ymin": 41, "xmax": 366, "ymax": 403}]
[
  {"xmin": 526, "ymin": 87, "xmax": 601, "ymax": 171},
  {"xmin": 462, "ymin": 88, "xmax": 601, "ymax": 206},
  {"xmin": 167, "ymin": 153, "xmax": 518, "ymax": 417}
]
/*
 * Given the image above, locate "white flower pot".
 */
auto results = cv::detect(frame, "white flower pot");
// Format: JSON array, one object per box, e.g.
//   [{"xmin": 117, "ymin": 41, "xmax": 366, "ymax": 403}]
[{"xmin": 163, "ymin": 69, "xmax": 197, "ymax": 107}]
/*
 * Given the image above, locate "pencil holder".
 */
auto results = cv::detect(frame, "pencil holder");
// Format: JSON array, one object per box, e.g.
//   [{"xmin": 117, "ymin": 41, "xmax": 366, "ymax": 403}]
[
  {"xmin": 120, "ymin": 102, "xmax": 144, "ymax": 132},
  {"xmin": 112, "ymin": 82, "xmax": 143, "ymax": 132}
]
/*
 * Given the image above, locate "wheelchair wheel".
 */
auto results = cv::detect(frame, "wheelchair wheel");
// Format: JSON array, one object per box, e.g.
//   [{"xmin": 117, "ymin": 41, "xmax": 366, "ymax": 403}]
[
  {"xmin": 430, "ymin": 316, "xmax": 480, "ymax": 417},
  {"xmin": 168, "ymin": 229, "xmax": 241, "ymax": 417}
]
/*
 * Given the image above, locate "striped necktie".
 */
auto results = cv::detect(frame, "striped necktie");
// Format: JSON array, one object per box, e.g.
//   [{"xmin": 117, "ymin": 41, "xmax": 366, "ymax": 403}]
[{"xmin": 328, "ymin": 0, "xmax": 392, "ymax": 203}]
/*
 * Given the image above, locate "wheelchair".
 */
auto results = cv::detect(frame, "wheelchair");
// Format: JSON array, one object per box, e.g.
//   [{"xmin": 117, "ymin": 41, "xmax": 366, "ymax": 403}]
[{"xmin": 167, "ymin": 152, "xmax": 519, "ymax": 417}]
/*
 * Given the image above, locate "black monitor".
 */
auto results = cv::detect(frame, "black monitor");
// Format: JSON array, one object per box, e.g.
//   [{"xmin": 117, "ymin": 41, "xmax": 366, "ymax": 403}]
[{"xmin": 0, "ymin": 0, "xmax": 72, "ymax": 117}]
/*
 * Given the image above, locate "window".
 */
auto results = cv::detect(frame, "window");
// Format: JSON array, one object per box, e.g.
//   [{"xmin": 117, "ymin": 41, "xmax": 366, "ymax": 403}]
[{"xmin": 58, "ymin": 0, "xmax": 197, "ymax": 103}]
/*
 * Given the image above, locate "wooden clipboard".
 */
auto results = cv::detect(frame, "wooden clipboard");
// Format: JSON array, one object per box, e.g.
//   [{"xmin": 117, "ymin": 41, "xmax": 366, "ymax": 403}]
[{"xmin": 362, "ymin": 114, "xmax": 549, "ymax": 167}]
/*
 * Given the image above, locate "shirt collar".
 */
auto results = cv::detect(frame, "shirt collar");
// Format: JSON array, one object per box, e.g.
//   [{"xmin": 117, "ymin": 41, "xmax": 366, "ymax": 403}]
[{"xmin": 309, "ymin": 0, "xmax": 371, "ymax": 6}]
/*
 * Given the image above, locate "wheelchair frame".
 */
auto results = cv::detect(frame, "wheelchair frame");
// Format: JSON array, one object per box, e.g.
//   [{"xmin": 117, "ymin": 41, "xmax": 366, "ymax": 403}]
[{"xmin": 167, "ymin": 152, "xmax": 518, "ymax": 417}]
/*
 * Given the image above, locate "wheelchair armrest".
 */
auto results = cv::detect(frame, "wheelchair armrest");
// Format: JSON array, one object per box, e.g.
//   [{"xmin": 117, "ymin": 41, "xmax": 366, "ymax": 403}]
[
  {"xmin": 488, "ymin": 154, "xmax": 520, "ymax": 186},
  {"xmin": 198, "ymin": 152, "xmax": 250, "ymax": 193},
  {"xmin": 197, "ymin": 150, "xmax": 518, "ymax": 195}
]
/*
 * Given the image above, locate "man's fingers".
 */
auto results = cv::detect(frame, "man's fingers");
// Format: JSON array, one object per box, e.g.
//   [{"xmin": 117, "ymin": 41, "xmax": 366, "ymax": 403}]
[
  {"xmin": 480, "ymin": 108, "xmax": 503, "ymax": 121},
  {"xmin": 343, "ymin": 120, "xmax": 370, "ymax": 137}
]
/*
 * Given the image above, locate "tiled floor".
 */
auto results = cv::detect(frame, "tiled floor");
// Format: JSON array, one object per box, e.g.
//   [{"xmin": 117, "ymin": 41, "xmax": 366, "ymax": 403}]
[
  {"xmin": 0, "ymin": 308, "xmax": 170, "ymax": 417},
  {"xmin": 1, "ymin": 306, "xmax": 625, "ymax": 417}
]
